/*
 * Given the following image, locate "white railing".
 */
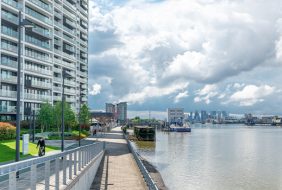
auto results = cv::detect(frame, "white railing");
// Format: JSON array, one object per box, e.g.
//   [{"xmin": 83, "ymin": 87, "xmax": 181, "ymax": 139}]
[{"xmin": 0, "ymin": 142, "xmax": 105, "ymax": 190}]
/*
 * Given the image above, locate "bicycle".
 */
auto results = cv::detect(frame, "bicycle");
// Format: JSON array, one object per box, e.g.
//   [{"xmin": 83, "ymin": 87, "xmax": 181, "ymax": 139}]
[{"xmin": 38, "ymin": 146, "xmax": 45, "ymax": 157}]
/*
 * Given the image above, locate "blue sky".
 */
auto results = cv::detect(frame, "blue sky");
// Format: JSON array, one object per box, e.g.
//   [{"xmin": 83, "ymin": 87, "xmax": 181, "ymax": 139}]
[{"xmin": 87, "ymin": 0, "xmax": 282, "ymax": 116}]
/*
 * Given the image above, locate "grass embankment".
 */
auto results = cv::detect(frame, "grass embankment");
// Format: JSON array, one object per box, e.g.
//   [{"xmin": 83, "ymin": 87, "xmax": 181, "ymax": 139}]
[{"xmin": 0, "ymin": 140, "xmax": 60, "ymax": 163}]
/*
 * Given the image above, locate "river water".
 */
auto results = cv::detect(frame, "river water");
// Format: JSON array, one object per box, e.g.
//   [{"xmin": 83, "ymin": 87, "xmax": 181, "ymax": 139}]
[{"xmin": 132, "ymin": 125, "xmax": 282, "ymax": 190}]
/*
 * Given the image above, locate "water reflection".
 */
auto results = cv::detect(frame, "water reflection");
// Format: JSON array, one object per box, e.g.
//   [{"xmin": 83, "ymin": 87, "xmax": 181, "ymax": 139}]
[{"xmin": 132, "ymin": 125, "xmax": 282, "ymax": 190}]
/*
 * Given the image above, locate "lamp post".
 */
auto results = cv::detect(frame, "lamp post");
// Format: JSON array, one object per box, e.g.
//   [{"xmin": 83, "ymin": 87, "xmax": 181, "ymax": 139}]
[
  {"xmin": 61, "ymin": 69, "xmax": 71, "ymax": 152},
  {"xmin": 16, "ymin": 11, "xmax": 33, "ymax": 162},
  {"xmin": 79, "ymin": 91, "xmax": 82, "ymax": 147}
]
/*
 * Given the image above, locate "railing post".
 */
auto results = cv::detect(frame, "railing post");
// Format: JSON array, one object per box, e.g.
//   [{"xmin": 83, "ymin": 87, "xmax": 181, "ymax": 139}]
[
  {"xmin": 78, "ymin": 149, "xmax": 81, "ymax": 171},
  {"xmin": 63, "ymin": 155, "xmax": 67, "ymax": 185},
  {"xmin": 74, "ymin": 151, "xmax": 77, "ymax": 175},
  {"xmin": 9, "ymin": 171, "xmax": 16, "ymax": 190},
  {"xmin": 69, "ymin": 153, "xmax": 72, "ymax": 179},
  {"xmin": 45, "ymin": 160, "xmax": 50, "ymax": 190},
  {"xmin": 30, "ymin": 164, "xmax": 37, "ymax": 190},
  {"xmin": 55, "ymin": 158, "xmax": 60, "ymax": 190}
]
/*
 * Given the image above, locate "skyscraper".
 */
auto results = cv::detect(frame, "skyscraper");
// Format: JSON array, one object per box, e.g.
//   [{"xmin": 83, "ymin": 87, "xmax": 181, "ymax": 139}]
[
  {"xmin": 116, "ymin": 102, "xmax": 127, "ymax": 124},
  {"xmin": 0, "ymin": 0, "xmax": 89, "ymax": 121}
]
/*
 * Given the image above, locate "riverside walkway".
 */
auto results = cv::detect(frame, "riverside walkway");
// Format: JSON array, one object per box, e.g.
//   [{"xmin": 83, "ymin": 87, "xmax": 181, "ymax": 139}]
[{"xmin": 90, "ymin": 127, "xmax": 147, "ymax": 190}]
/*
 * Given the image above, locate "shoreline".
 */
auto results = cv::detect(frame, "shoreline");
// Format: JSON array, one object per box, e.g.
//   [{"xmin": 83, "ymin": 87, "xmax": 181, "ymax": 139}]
[{"xmin": 139, "ymin": 156, "xmax": 168, "ymax": 190}]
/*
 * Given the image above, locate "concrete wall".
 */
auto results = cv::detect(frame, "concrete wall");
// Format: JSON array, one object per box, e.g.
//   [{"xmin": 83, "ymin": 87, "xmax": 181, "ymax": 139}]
[{"xmin": 66, "ymin": 151, "xmax": 104, "ymax": 190}]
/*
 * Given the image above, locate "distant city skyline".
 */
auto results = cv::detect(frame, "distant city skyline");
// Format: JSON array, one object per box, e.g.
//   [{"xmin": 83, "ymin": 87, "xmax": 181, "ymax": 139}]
[{"xmin": 88, "ymin": 0, "xmax": 282, "ymax": 115}]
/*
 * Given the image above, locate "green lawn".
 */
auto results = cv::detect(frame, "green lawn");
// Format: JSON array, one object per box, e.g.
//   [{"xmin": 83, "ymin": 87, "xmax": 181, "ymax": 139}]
[{"xmin": 0, "ymin": 140, "xmax": 60, "ymax": 163}]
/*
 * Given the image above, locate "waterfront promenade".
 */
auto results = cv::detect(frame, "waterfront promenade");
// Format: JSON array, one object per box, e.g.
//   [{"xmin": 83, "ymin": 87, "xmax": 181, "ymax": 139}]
[{"xmin": 90, "ymin": 127, "xmax": 146, "ymax": 190}]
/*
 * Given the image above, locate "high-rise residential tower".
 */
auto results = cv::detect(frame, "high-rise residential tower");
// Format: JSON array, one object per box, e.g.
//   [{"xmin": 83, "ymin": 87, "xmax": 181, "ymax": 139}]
[
  {"xmin": 0, "ymin": 0, "xmax": 89, "ymax": 121},
  {"xmin": 116, "ymin": 102, "xmax": 127, "ymax": 124}
]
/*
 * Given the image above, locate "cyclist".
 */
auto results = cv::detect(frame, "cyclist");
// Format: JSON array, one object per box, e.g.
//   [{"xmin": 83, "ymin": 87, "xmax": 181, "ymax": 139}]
[{"xmin": 37, "ymin": 137, "xmax": 46, "ymax": 156}]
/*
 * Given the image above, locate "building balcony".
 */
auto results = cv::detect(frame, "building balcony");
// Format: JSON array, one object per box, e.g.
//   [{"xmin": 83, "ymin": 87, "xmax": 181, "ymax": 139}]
[
  {"xmin": 29, "ymin": 27, "xmax": 51, "ymax": 39},
  {"xmin": 2, "ymin": 0, "xmax": 20, "ymax": 9},
  {"xmin": 1, "ymin": 75, "xmax": 17, "ymax": 84},
  {"xmin": 63, "ymin": 25, "xmax": 75, "ymax": 35},
  {"xmin": 0, "ymin": 89, "xmax": 17, "ymax": 98},
  {"xmin": 27, "ymin": 0, "xmax": 52, "ymax": 12},
  {"xmin": 53, "ymin": 77, "xmax": 62, "ymax": 83},
  {"xmin": 1, "ymin": 11, "xmax": 18, "ymax": 25},
  {"xmin": 64, "ymin": 0, "xmax": 76, "ymax": 11},
  {"xmin": 65, "ymin": 88, "xmax": 76, "ymax": 94},
  {"xmin": 81, "ymin": 84, "xmax": 87, "ymax": 89},
  {"xmin": 53, "ymin": 67, "xmax": 61, "ymax": 73},
  {"xmin": 25, "ymin": 93, "xmax": 51, "ymax": 101},
  {"xmin": 30, "ymin": 80, "xmax": 52, "ymax": 89},
  {"xmin": 63, "ymin": 7, "xmax": 76, "ymax": 20},
  {"xmin": 61, "ymin": 60, "xmax": 76, "ymax": 69},
  {"xmin": 66, "ymin": 96, "xmax": 75, "ymax": 102},
  {"xmin": 1, "ymin": 59, "xmax": 18, "ymax": 69},
  {"xmin": 0, "ymin": 105, "xmax": 16, "ymax": 114},
  {"xmin": 65, "ymin": 80, "xmax": 76, "ymax": 86},
  {"xmin": 1, "ymin": 42, "xmax": 17, "ymax": 53},
  {"xmin": 53, "ymin": 86, "xmax": 61, "ymax": 92},
  {"xmin": 25, "ymin": 8, "xmax": 52, "ymax": 26},
  {"xmin": 53, "ymin": 95, "xmax": 61, "ymax": 101},
  {"xmin": 63, "ymin": 34, "xmax": 74, "ymax": 43},
  {"xmin": 24, "ymin": 65, "xmax": 52, "ymax": 76},
  {"xmin": 1, "ymin": 26, "xmax": 18, "ymax": 39},
  {"xmin": 81, "ymin": 96, "xmax": 87, "ymax": 102}
]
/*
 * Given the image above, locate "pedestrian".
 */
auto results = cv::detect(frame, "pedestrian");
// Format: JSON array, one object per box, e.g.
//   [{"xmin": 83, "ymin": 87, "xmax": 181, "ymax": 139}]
[{"xmin": 37, "ymin": 137, "xmax": 46, "ymax": 156}]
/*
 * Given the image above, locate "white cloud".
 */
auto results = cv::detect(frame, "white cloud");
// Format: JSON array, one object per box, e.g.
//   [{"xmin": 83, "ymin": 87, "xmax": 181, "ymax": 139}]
[
  {"xmin": 194, "ymin": 84, "xmax": 218, "ymax": 104},
  {"xmin": 228, "ymin": 85, "xmax": 275, "ymax": 106},
  {"xmin": 119, "ymin": 82, "xmax": 189, "ymax": 104},
  {"xmin": 174, "ymin": 91, "xmax": 189, "ymax": 103},
  {"xmin": 89, "ymin": 83, "xmax": 102, "ymax": 95},
  {"xmin": 88, "ymin": 0, "xmax": 282, "ymax": 112}
]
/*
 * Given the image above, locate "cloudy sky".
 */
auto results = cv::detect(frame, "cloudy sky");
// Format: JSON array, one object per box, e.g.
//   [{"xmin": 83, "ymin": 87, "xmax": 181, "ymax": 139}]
[{"xmin": 87, "ymin": 0, "xmax": 282, "ymax": 116}]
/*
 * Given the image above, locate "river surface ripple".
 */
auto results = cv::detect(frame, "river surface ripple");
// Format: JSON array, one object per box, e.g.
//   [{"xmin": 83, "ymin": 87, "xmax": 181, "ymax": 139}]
[{"xmin": 132, "ymin": 125, "xmax": 282, "ymax": 190}]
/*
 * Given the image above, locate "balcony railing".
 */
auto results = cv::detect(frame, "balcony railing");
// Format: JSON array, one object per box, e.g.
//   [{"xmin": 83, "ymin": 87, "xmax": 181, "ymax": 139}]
[
  {"xmin": 25, "ymin": 7, "xmax": 52, "ymax": 25},
  {"xmin": 66, "ymin": 96, "xmax": 75, "ymax": 102},
  {"xmin": 53, "ymin": 95, "xmax": 61, "ymax": 101},
  {"xmin": 30, "ymin": 80, "xmax": 52, "ymax": 89},
  {"xmin": 1, "ymin": 42, "xmax": 17, "ymax": 53},
  {"xmin": 65, "ymin": 88, "xmax": 76, "ymax": 94},
  {"xmin": 28, "ymin": 0, "xmax": 52, "ymax": 12},
  {"xmin": 65, "ymin": 80, "xmax": 76, "ymax": 86},
  {"xmin": 1, "ymin": 59, "xmax": 18, "ymax": 69},
  {"xmin": 0, "ymin": 89, "xmax": 17, "ymax": 98},
  {"xmin": 25, "ymin": 93, "xmax": 51, "ymax": 101},
  {"xmin": 53, "ymin": 77, "xmax": 62, "ymax": 83},
  {"xmin": 25, "ymin": 65, "xmax": 52, "ymax": 75},
  {"xmin": 0, "ymin": 105, "xmax": 16, "ymax": 113},
  {"xmin": 2, "ymin": 0, "xmax": 20, "ymax": 9},
  {"xmin": 1, "ymin": 75, "xmax": 17, "ymax": 84}
]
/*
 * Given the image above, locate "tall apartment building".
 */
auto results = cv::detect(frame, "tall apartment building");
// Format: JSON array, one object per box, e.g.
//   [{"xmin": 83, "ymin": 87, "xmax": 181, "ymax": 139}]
[
  {"xmin": 105, "ymin": 103, "xmax": 115, "ymax": 114},
  {"xmin": 0, "ymin": 0, "xmax": 89, "ymax": 121},
  {"xmin": 116, "ymin": 102, "xmax": 127, "ymax": 124},
  {"xmin": 167, "ymin": 108, "xmax": 184, "ymax": 124}
]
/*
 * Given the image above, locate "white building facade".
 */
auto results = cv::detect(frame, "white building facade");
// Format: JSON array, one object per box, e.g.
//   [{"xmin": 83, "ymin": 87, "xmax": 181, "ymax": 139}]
[{"xmin": 0, "ymin": 0, "xmax": 89, "ymax": 121}]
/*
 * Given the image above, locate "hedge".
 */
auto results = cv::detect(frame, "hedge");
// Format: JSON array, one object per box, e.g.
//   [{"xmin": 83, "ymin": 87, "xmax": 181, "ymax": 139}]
[{"xmin": 0, "ymin": 122, "xmax": 16, "ymax": 140}]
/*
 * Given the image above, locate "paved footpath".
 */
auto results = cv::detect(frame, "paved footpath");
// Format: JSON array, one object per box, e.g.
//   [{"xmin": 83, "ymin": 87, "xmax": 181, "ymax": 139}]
[{"xmin": 90, "ymin": 127, "xmax": 147, "ymax": 190}]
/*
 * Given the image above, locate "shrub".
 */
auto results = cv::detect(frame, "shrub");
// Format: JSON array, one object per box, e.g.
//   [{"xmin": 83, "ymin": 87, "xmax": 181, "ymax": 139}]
[{"xmin": 0, "ymin": 122, "xmax": 16, "ymax": 140}]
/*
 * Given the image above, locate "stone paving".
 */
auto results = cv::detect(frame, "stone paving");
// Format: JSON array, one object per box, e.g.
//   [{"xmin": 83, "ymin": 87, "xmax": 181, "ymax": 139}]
[{"xmin": 90, "ymin": 127, "xmax": 147, "ymax": 190}]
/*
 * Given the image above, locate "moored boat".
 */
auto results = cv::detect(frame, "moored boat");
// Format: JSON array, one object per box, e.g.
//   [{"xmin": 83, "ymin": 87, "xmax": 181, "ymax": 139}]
[{"xmin": 169, "ymin": 123, "xmax": 191, "ymax": 132}]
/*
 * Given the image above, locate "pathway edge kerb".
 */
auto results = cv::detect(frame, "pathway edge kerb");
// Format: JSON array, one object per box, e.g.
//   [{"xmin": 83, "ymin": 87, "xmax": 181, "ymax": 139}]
[{"xmin": 123, "ymin": 133, "xmax": 159, "ymax": 190}]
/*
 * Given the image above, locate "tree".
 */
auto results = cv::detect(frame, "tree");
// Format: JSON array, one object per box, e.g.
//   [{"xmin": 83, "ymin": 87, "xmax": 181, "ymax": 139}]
[
  {"xmin": 37, "ymin": 102, "xmax": 53, "ymax": 132},
  {"xmin": 53, "ymin": 101, "xmax": 77, "ymax": 132},
  {"xmin": 79, "ymin": 104, "xmax": 90, "ymax": 126}
]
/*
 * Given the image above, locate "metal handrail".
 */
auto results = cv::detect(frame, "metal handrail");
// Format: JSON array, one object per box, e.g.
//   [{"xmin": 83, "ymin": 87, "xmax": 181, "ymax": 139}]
[
  {"xmin": 0, "ymin": 141, "xmax": 105, "ymax": 189},
  {"xmin": 124, "ymin": 134, "xmax": 159, "ymax": 190}
]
